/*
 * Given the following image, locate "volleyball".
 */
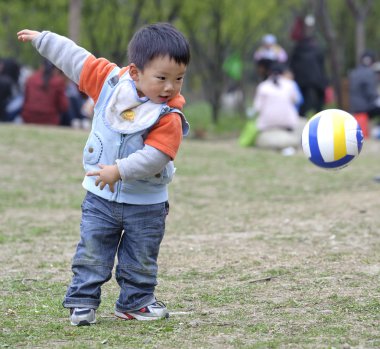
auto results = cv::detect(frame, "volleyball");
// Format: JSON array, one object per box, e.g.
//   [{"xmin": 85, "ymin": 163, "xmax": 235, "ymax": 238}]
[{"xmin": 301, "ymin": 109, "xmax": 364, "ymax": 169}]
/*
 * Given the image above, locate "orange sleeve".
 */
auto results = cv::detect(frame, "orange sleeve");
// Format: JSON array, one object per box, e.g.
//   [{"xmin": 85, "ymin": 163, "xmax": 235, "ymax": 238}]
[
  {"xmin": 79, "ymin": 55, "xmax": 117, "ymax": 104},
  {"xmin": 167, "ymin": 94, "xmax": 186, "ymax": 109},
  {"xmin": 145, "ymin": 113, "xmax": 183, "ymax": 160}
]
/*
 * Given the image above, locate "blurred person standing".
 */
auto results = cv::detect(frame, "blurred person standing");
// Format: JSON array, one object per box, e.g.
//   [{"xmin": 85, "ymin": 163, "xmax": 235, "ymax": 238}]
[
  {"xmin": 289, "ymin": 15, "xmax": 327, "ymax": 117},
  {"xmin": 372, "ymin": 61, "xmax": 380, "ymax": 95},
  {"xmin": 22, "ymin": 58, "xmax": 68, "ymax": 125},
  {"xmin": 349, "ymin": 51, "xmax": 380, "ymax": 119}
]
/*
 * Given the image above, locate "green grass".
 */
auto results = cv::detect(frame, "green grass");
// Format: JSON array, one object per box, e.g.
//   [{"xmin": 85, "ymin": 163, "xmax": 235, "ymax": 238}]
[
  {"xmin": 184, "ymin": 101, "xmax": 247, "ymax": 138},
  {"xmin": 1, "ymin": 123, "xmax": 380, "ymax": 348}
]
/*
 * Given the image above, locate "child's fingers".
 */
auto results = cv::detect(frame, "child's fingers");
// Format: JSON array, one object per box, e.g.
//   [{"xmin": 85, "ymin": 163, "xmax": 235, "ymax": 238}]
[
  {"xmin": 86, "ymin": 170, "xmax": 100, "ymax": 177},
  {"xmin": 86, "ymin": 163, "xmax": 104, "ymax": 176},
  {"xmin": 17, "ymin": 29, "xmax": 40, "ymax": 42},
  {"xmin": 17, "ymin": 29, "xmax": 34, "ymax": 35},
  {"xmin": 17, "ymin": 29, "xmax": 28, "ymax": 37},
  {"xmin": 17, "ymin": 32, "xmax": 30, "ymax": 42},
  {"xmin": 95, "ymin": 177, "xmax": 101, "ymax": 187}
]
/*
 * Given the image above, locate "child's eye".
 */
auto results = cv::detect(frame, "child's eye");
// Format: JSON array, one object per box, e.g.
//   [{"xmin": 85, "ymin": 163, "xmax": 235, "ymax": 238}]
[
  {"xmin": 177, "ymin": 76, "xmax": 184, "ymax": 81},
  {"xmin": 157, "ymin": 76, "xmax": 165, "ymax": 81}
]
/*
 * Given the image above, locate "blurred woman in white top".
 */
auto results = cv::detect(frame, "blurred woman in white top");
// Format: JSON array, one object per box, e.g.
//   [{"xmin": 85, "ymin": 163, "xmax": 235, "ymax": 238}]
[{"xmin": 253, "ymin": 63, "xmax": 305, "ymax": 154}]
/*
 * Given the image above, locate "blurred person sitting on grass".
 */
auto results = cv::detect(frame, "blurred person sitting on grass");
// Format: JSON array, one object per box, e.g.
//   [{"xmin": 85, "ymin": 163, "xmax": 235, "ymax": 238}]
[
  {"xmin": 17, "ymin": 22, "xmax": 190, "ymax": 326},
  {"xmin": 253, "ymin": 63, "xmax": 305, "ymax": 156}
]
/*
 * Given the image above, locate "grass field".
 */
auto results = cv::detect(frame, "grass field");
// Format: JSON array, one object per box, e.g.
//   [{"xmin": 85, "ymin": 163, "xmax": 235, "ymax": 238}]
[{"xmin": 1, "ymin": 123, "xmax": 379, "ymax": 349}]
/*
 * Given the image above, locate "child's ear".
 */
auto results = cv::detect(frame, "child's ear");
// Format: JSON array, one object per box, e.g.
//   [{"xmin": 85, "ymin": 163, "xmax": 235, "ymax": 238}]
[{"xmin": 129, "ymin": 64, "xmax": 139, "ymax": 81}]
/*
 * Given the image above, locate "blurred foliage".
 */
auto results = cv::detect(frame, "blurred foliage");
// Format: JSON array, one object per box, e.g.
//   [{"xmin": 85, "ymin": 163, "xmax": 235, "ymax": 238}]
[
  {"xmin": 3, "ymin": 0, "xmax": 380, "ymax": 71},
  {"xmin": 2, "ymin": 0, "xmax": 380, "ymax": 124}
]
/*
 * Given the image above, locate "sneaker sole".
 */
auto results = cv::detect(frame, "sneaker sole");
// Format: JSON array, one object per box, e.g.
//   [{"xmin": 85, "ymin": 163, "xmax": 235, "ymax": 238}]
[
  {"xmin": 71, "ymin": 319, "xmax": 96, "ymax": 326},
  {"xmin": 115, "ymin": 310, "xmax": 169, "ymax": 321}
]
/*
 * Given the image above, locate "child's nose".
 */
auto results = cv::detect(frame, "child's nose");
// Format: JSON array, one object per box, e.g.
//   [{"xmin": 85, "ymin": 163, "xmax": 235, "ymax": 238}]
[{"xmin": 164, "ymin": 82, "xmax": 173, "ymax": 92}]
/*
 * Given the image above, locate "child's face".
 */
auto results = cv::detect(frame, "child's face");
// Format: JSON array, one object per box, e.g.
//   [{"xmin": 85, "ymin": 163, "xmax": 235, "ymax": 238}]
[{"xmin": 130, "ymin": 55, "xmax": 187, "ymax": 104}]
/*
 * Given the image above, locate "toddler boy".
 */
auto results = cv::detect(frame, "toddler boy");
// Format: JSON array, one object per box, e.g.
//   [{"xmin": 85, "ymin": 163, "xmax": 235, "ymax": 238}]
[{"xmin": 17, "ymin": 22, "xmax": 190, "ymax": 325}]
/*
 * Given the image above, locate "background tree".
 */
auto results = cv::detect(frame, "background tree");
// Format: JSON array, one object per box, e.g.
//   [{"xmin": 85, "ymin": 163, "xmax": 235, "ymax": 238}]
[
  {"xmin": 180, "ymin": 0, "xmax": 303, "ymax": 123},
  {"xmin": 310, "ymin": 0, "xmax": 376, "ymax": 109},
  {"xmin": 313, "ymin": 0, "xmax": 344, "ymax": 108},
  {"xmin": 346, "ymin": 0, "xmax": 374, "ymax": 64},
  {"xmin": 0, "ymin": 0, "xmax": 67, "ymax": 65},
  {"xmin": 80, "ymin": 0, "xmax": 185, "ymax": 65},
  {"xmin": 68, "ymin": 0, "xmax": 82, "ymax": 43}
]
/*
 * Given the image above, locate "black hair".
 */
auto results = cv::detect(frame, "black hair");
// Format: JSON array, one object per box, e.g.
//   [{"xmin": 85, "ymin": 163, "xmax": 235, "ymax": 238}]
[
  {"xmin": 269, "ymin": 62, "xmax": 285, "ymax": 86},
  {"xmin": 127, "ymin": 22, "xmax": 190, "ymax": 70}
]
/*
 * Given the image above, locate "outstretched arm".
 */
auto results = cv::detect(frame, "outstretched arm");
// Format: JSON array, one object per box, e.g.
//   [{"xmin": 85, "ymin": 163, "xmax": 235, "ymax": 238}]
[{"xmin": 17, "ymin": 29, "xmax": 90, "ymax": 84}]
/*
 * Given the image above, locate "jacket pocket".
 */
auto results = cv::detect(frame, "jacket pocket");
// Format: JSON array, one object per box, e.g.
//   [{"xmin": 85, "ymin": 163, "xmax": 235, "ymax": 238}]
[{"xmin": 83, "ymin": 133, "xmax": 103, "ymax": 165}]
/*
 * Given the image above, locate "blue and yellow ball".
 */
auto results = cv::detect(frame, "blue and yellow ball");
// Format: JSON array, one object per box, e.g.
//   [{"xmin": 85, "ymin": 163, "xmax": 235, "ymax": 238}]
[{"xmin": 301, "ymin": 109, "xmax": 364, "ymax": 169}]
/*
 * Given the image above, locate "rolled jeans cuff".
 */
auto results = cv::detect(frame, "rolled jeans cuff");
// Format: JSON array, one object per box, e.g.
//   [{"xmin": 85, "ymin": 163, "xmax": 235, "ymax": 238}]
[
  {"xmin": 62, "ymin": 297, "xmax": 100, "ymax": 309},
  {"xmin": 115, "ymin": 295, "xmax": 156, "ymax": 313}
]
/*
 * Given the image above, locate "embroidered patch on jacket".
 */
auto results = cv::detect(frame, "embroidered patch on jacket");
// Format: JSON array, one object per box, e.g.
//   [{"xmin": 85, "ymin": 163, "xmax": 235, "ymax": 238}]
[{"xmin": 121, "ymin": 109, "xmax": 135, "ymax": 121}]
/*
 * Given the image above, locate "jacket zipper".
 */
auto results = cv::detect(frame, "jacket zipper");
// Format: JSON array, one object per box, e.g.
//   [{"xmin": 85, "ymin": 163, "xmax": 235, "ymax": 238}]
[{"xmin": 115, "ymin": 134, "xmax": 126, "ymax": 201}]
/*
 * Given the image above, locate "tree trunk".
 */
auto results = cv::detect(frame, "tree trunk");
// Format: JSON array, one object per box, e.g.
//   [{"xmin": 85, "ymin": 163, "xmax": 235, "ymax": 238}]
[
  {"xmin": 346, "ymin": 0, "xmax": 373, "ymax": 64},
  {"xmin": 69, "ymin": 0, "xmax": 82, "ymax": 43},
  {"xmin": 315, "ymin": 0, "xmax": 343, "ymax": 108},
  {"xmin": 209, "ymin": 8, "xmax": 224, "ymax": 124},
  {"xmin": 355, "ymin": 18, "xmax": 366, "ymax": 63}
]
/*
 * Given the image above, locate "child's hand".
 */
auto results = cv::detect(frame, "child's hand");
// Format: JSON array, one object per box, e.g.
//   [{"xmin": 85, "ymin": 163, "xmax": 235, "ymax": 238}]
[
  {"xmin": 17, "ymin": 29, "xmax": 41, "ymax": 42},
  {"xmin": 86, "ymin": 164, "xmax": 121, "ymax": 193}
]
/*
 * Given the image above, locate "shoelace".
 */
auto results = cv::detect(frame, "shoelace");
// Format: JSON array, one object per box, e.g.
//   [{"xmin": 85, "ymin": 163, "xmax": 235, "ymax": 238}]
[{"xmin": 152, "ymin": 300, "xmax": 166, "ymax": 308}]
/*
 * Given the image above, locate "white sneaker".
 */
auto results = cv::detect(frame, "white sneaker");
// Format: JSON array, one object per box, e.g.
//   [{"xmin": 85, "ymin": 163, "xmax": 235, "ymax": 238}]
[
  {"xmin": 70, "ymin": 308, "xmax": 96, "ymax": 326},
  {"xmin": 71, "ymin": 119, "xmax": 82, "ymax": 129},
  {"xmin": 115, "ymin": 301, "xmax": 169, "ymax": 321},
  {"xmin": 82, "ymin": 118, "xmax": 92, "ymax": 130},
  {"xmin": 281, "ymin": 147, "xmax": 296, "ymax": 156}
]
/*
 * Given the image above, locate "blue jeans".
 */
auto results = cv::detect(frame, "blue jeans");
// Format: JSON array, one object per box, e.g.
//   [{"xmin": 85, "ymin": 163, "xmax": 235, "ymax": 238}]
[{"xmin": 63, "ymin": 191, "xmax": 169, "ymax": 312}]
